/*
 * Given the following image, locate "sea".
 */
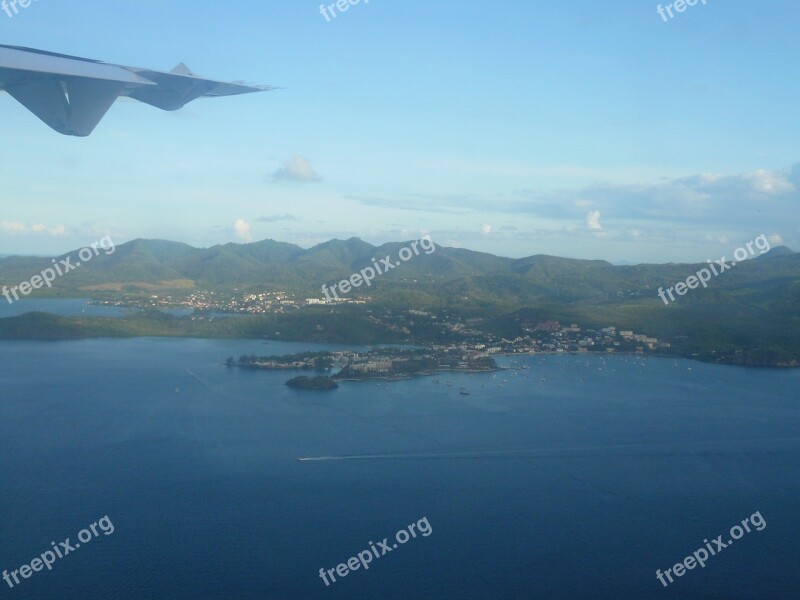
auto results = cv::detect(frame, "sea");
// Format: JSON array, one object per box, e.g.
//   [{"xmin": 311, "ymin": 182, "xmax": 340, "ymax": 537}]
[
  {"xmin": 0, "ymin": 309, "xmax": 798, "ymax": 598},
  {"xmin": 0, "ymin": 298, "xmax": 222, "ymax": 319}
]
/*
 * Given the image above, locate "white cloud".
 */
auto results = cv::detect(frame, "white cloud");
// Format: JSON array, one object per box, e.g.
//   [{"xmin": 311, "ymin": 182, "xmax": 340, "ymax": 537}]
[
  {"xmin": 1, "ymin": 221, "xmax": 66, "ymax": 236},
  {"xmin": 347, "ymin": 164, "xmax": 800, "ymax": 254},
  {"xmin": 742, "ymin": 170, "xmax": 794, "ymax": 195},
  {"xmin": 768, "ymin": 233, "xmax": 785, "ymax": 245},
  {"xmin": 272, "ymin": 156, "xmax": 322, "ymax": 183},
  {"xmin": 1, "ymin": 220, "xmax": 26, "ymax": 233},
  {"xmin": 586, "ymin": 210, "xmax": 602, "ymax": 231},
  {"xmin": 233, "ymin": 218, "xmax": 252, "ymax": 242}
]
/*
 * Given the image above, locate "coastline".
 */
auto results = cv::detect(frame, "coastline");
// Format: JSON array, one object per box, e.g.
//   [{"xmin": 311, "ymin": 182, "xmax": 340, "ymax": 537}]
[
  {"xmin": 0, "ymin": 310, "xmax": 797, "ymax": 369},
  {"xmin": 332, "ymin": 366, "xmax": 506, "ymax": 383}
]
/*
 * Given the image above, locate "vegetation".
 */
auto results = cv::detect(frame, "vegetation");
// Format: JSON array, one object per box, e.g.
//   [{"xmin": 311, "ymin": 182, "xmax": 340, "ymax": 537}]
[
  {"xmin": 1, "ymin": 238, "xmax": 799, "ymax": 366},
  {"xmin": 232, "ymin": 352, "xmax": 334, "ymax": 369}
]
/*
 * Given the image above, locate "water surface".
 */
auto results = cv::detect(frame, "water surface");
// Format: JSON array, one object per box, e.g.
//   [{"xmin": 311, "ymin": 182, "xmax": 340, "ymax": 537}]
[{"xmin": 0, "ymin": 339, "xmax": 797, "ymax": 599}]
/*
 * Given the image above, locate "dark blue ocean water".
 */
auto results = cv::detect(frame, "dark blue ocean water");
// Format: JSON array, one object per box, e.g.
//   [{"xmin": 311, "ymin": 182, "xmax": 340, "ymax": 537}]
[{"xmin": 0, "ymin": 338, "xmax": 798, "ymax": 599}]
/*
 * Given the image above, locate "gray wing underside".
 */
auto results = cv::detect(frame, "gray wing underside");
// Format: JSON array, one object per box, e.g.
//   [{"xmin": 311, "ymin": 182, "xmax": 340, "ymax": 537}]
[{"xmin": 0, "ymin": 45, "xmax": 273, "ymax": 137}]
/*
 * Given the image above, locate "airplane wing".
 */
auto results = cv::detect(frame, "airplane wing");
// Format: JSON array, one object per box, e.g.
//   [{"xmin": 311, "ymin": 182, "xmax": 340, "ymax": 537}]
[{"xmin": 0, "ymin": 45, "xmax": 274, "ymax": 137}]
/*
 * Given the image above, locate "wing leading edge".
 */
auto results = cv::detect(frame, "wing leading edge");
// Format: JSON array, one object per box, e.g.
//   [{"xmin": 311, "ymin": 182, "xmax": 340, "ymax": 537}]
[{"xmin": 0, "ymin": 45, "xmax": 273, "ymax": 136}]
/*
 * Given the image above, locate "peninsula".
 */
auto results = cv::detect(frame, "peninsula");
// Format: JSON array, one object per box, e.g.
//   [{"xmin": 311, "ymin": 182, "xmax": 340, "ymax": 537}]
[{"xmin": 229, "ymin": 347, "xmax": 502, "ymax": 388}]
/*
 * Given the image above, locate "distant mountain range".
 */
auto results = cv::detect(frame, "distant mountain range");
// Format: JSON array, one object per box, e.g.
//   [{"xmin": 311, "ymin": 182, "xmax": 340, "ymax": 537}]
[
  {"xmin": 1, "ymin": 238, "xmax": 799, "ymax": 365},
  {"xmin": 1, "ymin": 237, "xmax": 797, "ymax": 301}
]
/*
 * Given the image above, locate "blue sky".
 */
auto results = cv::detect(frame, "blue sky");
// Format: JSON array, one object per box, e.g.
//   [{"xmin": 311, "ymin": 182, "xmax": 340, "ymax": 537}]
[{"xmin": 1, "ymin": 0, "xmax": 799, "ymax": 262}]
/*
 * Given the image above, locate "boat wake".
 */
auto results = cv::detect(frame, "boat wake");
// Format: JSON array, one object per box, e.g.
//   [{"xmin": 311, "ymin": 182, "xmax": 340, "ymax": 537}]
[{"xmin": 297, "ymin": 437, "xmax": 800, "ymax": 462}]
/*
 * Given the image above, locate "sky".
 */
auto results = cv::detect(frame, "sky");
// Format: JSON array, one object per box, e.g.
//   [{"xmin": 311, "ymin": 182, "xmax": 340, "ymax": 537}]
[{"xmin": 1, "ymin": 0, "xmax": 799, "ymax": 263}]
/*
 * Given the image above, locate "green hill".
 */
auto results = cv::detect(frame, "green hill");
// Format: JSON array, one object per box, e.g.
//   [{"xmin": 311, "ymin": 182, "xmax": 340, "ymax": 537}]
[{"xmin": 1, "ymin": 238, "xmax": 799, "ymax": 363}]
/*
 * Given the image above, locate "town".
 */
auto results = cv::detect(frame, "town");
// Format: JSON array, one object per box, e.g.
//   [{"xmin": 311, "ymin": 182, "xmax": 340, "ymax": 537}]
[
  {"xmin": 94, "ymin": 288, "xmax": 670, "ymax": 357},
  {"xmin": 94, "ymin": 288, "xmax": 368, "ymax": 315},
  {"xmin": 227, "ymin": 316, "xmax": 669, "ymax": 390}
]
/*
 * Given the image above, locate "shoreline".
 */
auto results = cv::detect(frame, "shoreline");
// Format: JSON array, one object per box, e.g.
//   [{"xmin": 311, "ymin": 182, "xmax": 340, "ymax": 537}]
[
  {"xmin": 332, "ymin": 366, "xmax": 506, "ymax": 383},
  {"xmin": 0, "ymin": 311, "xmax": 796, "ymax": 369}
]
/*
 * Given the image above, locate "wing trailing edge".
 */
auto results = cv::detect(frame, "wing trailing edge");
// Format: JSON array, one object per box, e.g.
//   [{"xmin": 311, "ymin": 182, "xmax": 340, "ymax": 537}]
[{"xmin": 0, "ymin": 45, "xmax": 273, "ymax": 136}]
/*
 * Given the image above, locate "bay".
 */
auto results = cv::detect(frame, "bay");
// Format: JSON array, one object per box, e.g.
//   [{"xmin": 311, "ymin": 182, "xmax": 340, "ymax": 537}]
[{"xmin": 0, "ymin": 338, "xmax": 798, "ymax": 599}]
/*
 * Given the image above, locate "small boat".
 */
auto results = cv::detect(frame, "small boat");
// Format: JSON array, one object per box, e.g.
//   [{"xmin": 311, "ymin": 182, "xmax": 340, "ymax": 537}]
[
  {"xmin": 174, "ymin": 387, "xmax": 180, "ymax": 394},
  {"xmin": 459, "ymin": 387, "xmax": 470, "ymax": 395}
]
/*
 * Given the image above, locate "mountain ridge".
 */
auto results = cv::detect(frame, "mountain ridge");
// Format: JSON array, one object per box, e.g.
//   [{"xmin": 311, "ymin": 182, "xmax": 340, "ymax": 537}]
[{"xmin": 0, "ymin": 238, "xmax": 797, "ymax": 298}]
